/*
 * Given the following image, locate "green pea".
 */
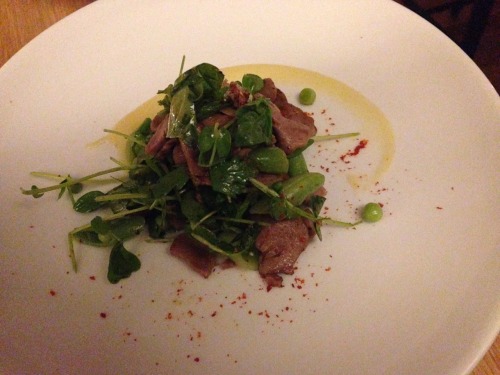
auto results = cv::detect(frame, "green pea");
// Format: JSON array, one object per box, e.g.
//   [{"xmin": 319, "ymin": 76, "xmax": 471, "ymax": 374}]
[
  {"xmin": 298, "ymin": 88, "xmax": 316, "ymax": 105},
  {"xmin": 362, "ymin": 202, "xmax": 383, "ymax": 223},
  {"xmin": 280, "ymin": 172, "xmax": 325, "ymax": 206},
  {"xmin": 288, "ymin": 153, "xmax": 309, "ymax": 176},
  {"xmin": 249, "ymin": 147, "xmax": 289, "ymax": 174}
]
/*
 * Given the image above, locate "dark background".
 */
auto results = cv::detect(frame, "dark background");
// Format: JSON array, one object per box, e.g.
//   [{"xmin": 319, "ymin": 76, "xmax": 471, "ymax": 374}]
[{"xmin": 395, "ymin": 0, "xmax": 500, "ymax": 93}]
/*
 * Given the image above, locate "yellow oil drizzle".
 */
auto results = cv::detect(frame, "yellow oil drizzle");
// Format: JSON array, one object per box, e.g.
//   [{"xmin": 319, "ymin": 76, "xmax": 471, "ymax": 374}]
[
  {"xmin": 90, "ymin": 64, "xmax": 394, "ymax": 187},
  {"xmin": 88, "ymin": 94, "xmax": 164, "ymax": 160},
  {"xmin": 224, "ymin": 64, "xmax": 395, "ymax": 188}
]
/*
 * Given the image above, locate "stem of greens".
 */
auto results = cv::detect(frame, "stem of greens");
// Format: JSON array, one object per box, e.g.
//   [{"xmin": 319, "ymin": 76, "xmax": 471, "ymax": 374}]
[
  {"xmin": 214, "ymin": 216, "xmax": 270, "ymax": 226},
  {"xmin": 94, "ymin": 193, "xmax": 149, "ymax": 202},
  {"xmin": 103, "ymin": 129, "xmax": 146, "ymax": 146},
  {"xmin": 312, "ymin": 132, "xmax": 360, "ymax": 142},
  {"xmin": 22, "ymin": 166, "xmax": 127, "ymax": 196}
]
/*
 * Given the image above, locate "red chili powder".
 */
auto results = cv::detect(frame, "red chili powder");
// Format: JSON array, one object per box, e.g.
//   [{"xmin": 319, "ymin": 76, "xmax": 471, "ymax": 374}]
[{"xmin": 340, "ymin": 139, "xmax": 368, "ymax": 163}]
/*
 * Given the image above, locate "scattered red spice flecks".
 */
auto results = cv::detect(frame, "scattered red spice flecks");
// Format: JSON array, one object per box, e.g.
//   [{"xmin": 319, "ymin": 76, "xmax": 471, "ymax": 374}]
[
  {"xmin": 340, "ymin": 139, "xmax": 368, "ymax": 163},
  {"xmin": 89, "ymin": 275, "xmax": 96, "ymax": 281},
  {"xmin": 436, "ymin": 206, "xmax": 443, "ymax": 210},
  {"xmin": 100, "ymin": 312, "xmax": 107, "ymax": 319},
  {"xmin": 49, "ymin": 289, "xmax": 56, "ymax": 296}
]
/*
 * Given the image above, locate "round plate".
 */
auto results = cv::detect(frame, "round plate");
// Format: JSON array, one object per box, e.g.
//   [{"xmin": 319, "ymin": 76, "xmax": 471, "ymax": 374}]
[{"xmin": 0, "ymin": 1, "xmax": 498, "ymax": 374}]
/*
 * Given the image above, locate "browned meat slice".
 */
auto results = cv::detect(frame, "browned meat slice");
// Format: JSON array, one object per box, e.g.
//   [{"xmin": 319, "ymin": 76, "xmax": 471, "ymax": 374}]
[
  {"xmin": 172, "ymin": 143, "xmax": 186, "ymax": 165},
  {"xmin": 179, "ymin": 141, "xmax": 211, "ymax": 185},
  {"xmin": 257, "ymin": 78, "xmax": 278, "ymax": 102},
  {"xmin": 227, "ymin": 81, "xmax": 249, "ymax": 108},
  {"xmin": 150, "ymin": 112, "xmax": 167, "ymax": 132},
  {"xmin": 269, "ymin": 103, "xmax": 317, "ymax": 155},
  {"xmin": 170, "ymin": 233, "xmax": 217, "ymax": 278},
  {"xmin": 145, "ymin": 115, "xmax": 178, "ymax": 159},
  {"xmin": 263, "ymin": 274, "xmax": 284, "ymax": 290},
  {"xmin": 273, "ymin": 89, "xmax": 315, "ymax": 126},
  {"xmin": 201, "ymin": 113, "xmax": 234, "ymax": 127},
  {"xmin": 256, "ymin": 218, "xmax": 311, "ymax": 289},
  {"xmin": 145, "ymin": 116, "xmax": 168, "ymax": 156}
]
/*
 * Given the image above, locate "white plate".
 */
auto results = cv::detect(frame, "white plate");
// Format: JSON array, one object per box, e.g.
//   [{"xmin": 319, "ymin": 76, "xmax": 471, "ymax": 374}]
[{"xmin": 0, "ymin": 1, "xmax": 498, "ymax": 374}]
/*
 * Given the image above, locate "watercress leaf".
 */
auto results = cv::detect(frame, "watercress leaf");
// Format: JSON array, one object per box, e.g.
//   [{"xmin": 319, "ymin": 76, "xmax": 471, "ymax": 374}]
[
  {"xmin": 151, "ymin": 166, "xmax": 189, "ymax": 198},
  {"xmin": 146, "ymin": 211, "xmax": 172, "ymax": 239},
  {"xmin": 216, "ymin": 128, "xmax": 231, "ymax": 158},
  {"xmin": 198, "ymin": 126, "xmax": 215, "ymax": 153},
  {"xmin": 233, "ymin": 98, "xmax": 272, "ymax": 147},
  {"xmin": 90, "ymin": 216, "xmax": 110, "ymax": 235},
  {"xmin": 242, "ymin": 73, "xmax": 264, "ymax": 94},
  {"xmin": 173, "ymin": 63, "xmax": 224, "ymax": 100},
  {"xmin": 109, "ymin": 216, "xmax": 145, "ymax": 242},
  {"xmin": 107, "ymin": 242, "xmax": 141, "ymax": 284},
  {"xmin": 180, "ymin": 190, "xmax": 208, "ymax": 223},
  {"xmin": 73, "ymin": 191, "xmax": 106, "ymax": 213},
  {"xmin": 166, "ymin": 86, "xmax": 196, "ymax": 141},
  {"xmin": 198, "ymin": 125, "xmax": 232, "ymax": 167},
  {"xmin": 72, "ymin": 230, "xmax": 111, "ymax": 247},
  {"xmin": 210, "ymin": 159, "xmax": 256, "ymax": 198}
]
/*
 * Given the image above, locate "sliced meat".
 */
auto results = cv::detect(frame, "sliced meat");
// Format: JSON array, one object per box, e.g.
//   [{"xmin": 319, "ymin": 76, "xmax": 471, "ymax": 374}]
[
  {"xmin": 172, "ymin": 143, "xmax": 186, "ymax": 165},
  {"xmin": 257, "ymin": 78, "xmax": 278, "ymax": 102},
  {"xmin": 150, "ymin": 112, "xmax": 167, "ymax": 132},
  {"xmin": 201, "ymin": 113, "xmax": 234, "ymax": 127},
  {"xmin": 179, "ymin": 141, "xmax": 211, "ymax": 185},
  {"xmin": 269, "ymin": 103, "xmax": 317, "ymax": 154},
  {"xmin": 263, "ymin": 274, "xmax": 284, "ymax": 290},
  {"xmin": 145, "ymin": 116, "xmax": 177, "ymax": 159},
  {"xmin": 145, "ymin": 115, "xmax": 168, "ymax": 156},
  {"xmin": 274, "ymin": 89, "xmax": 315, "ymax": 127},
  {"xmin": 226, "ymin": 81, "xmax": 249, "ymax": 108},
  {"xmin": 170, "ymin": 233, "xmax": 217, "ymax": 278},
  {"xmin": 256, "ymin": 218, "xmax": 311, "ymax": 289}
]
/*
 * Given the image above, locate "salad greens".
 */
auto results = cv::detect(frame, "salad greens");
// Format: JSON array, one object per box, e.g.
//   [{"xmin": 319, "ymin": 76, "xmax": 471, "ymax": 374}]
[{"xmin": 21, "ymin": 61, "xmax": 367, "ymax": 285}]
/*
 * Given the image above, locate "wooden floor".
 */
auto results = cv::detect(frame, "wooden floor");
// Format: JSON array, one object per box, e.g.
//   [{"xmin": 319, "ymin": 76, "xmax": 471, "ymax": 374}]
[{"xmin": 394, "ymin": 0, "xmax": 500, "ymax": 92}]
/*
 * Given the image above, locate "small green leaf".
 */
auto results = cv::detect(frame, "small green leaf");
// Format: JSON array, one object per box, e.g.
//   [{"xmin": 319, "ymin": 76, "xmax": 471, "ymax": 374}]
[
  {"xmin": 210, "ymin": 159, "xmax": 256, "ymax": 198},
  {"xmin": 180, "ymin": 190, "xmax": 208, "ymax": 223},
  {"xmin": 166, "ymin": 86, "xmax": 196, "ymax": 141},
  {"xmin": 90, "ymin": 216, "xmax": 110, "ymax": 235},
  {"xmin": 72, "ymin": 230, "xmax": 111, "ymax": 247},
  {"xmin": 150, "ymin": 166, "xmax": 189, "ymax": 198},
  {"xmin": 233, "ymin": 98, "xmax": 272, "ymax": 147},
  {"xmin": 107, "ymin": 242, "xmax": 141, "ymax": 284},
  {"xmin": 73, "ymin": 191, "xmax": 106, "ymax": 213},
  {"xmin": 198, "ymin": 125, "xmax": 232, "ymax": 167},
  {"xmin": 109, "ymin": 216, "xmax": 145, "ymax": 241},
  {"xmin": 242, "ymin": 73, "xmax": 264, "ymax": 94}
]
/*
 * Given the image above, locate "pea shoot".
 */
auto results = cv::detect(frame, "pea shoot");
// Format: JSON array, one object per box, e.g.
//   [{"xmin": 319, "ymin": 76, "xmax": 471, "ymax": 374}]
[
  {"xmin": 362, "ymin": 202, "xmax": 383, "ymax": 223},
  {"xmin": 299, "ymin": 88, "xmax": 316, "ymax": 105}
]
